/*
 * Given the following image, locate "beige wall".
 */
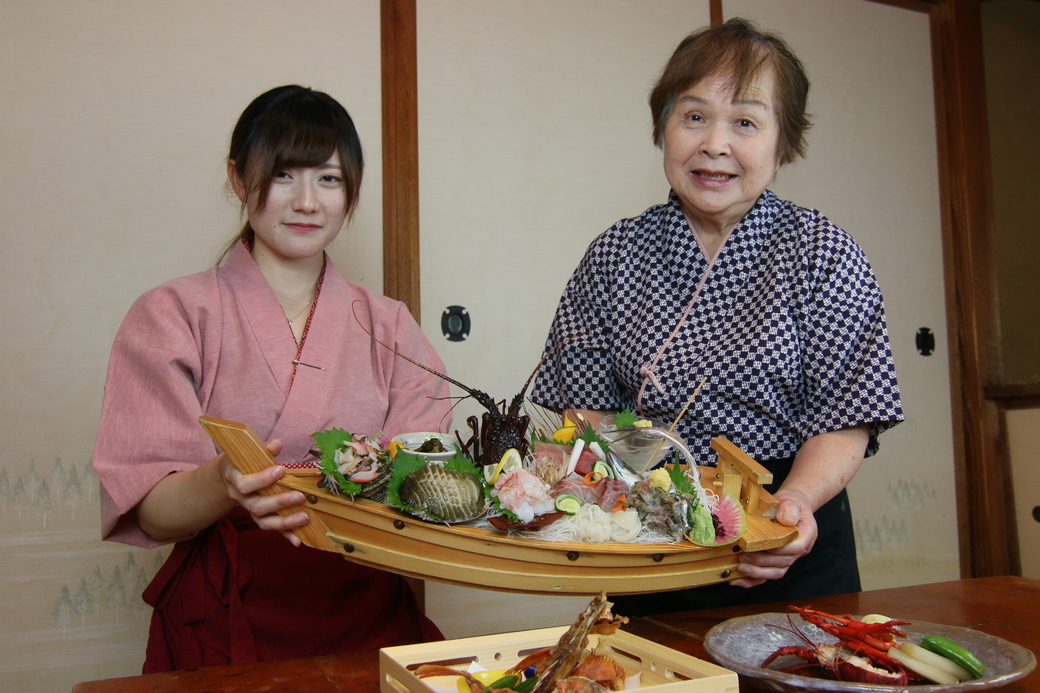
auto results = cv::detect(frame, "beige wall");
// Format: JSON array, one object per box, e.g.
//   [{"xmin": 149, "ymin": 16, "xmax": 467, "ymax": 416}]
[{"xmin": 0, "ymin": 2, "xmax": 381, "ymax": 690}]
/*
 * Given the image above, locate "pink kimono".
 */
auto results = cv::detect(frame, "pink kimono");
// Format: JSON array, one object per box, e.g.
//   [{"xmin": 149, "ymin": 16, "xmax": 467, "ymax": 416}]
[{"xmin": 94, "ymin": 241, "xmax": 452, "ymax": 672}]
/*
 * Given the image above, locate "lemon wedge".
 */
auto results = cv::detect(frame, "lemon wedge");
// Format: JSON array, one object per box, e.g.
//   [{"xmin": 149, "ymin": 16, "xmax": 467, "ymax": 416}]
[
  {"xmin": 551, "ymin": 414, "xmax": 578, "ymax": 443},
  {"xmin": 457, "ymin": 671, "xmax": 508, "ymax": 693},
  {"xmin": 386, "ymin": 441, "xmax": 404, "ymax": 458},
  {"xmin": 484, "ymin": 448, "xmax": 522, "ymax": 485},
  {"xmin": 861, "ymin": 614, "xmax": 893, "ymax": 624}
]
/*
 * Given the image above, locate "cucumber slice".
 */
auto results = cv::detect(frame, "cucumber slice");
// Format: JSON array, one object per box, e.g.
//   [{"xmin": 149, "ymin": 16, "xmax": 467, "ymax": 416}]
[{"xmin": 555, "ymin": 493, "xmax": 583, "ymax": 515}]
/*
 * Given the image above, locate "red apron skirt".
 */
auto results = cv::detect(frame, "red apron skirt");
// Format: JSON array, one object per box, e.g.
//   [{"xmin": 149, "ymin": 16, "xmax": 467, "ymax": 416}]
[{"xmin": 142, "ymin": 507, "xmax": 442, "ymax": 673}]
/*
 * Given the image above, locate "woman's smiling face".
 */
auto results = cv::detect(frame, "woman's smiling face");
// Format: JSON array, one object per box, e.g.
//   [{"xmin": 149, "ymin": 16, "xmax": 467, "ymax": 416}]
[
  {"xmin": 231, "ymin": 152, "xmax": 348, "ymax": 264},
  {"xmin": 663, "ymin": 69, "xmax": 781, "ymax": 235}
]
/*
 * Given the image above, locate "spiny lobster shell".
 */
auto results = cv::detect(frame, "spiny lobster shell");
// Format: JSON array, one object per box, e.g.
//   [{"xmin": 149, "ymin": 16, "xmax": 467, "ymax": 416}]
[{"xmin": 397, "ymin": 464, "xmax": 487, "ymax": 523}]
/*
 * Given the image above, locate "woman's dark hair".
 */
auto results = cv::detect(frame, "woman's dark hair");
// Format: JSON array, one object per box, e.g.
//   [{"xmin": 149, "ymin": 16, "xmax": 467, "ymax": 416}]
[
  {"xmin": 222, "ymin": 85, "xmax": 364, "ymax": 259},
  {"xmin": 649, "ymin": 18, "xmax": 811, "ymax": 166}
]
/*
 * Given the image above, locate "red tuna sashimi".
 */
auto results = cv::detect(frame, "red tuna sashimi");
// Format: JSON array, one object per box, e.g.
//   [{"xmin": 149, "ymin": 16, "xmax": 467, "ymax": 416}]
[{"xmin": 574, "ymin": 448, "xmax": 601, "ymax": 476}]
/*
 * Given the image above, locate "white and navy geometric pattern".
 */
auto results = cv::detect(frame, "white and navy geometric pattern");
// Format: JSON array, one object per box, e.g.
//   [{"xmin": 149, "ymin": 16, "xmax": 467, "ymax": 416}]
[{"xmin": 531, "ymin": 190, "xmax": 904, "ymax": 466}]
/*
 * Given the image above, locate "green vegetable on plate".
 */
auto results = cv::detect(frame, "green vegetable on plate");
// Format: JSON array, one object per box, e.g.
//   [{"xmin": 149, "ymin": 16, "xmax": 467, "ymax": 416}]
[{"xmin": 920, "ymin": 634, "xmax": 987, "ymax": 679}]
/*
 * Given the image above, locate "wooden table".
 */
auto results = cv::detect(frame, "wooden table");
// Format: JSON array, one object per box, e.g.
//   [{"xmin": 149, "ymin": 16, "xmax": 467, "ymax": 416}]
[{"xmin": 72, "ymin": 575, "xmax": 1039, "ymax": 693}]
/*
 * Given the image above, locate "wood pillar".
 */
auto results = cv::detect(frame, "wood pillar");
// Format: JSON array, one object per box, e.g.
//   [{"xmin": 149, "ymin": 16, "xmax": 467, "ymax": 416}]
[
  {"xmin": 930, "ymin": 0, "xmax": 1018, "ymax": 577},
  {"xmin": 381, "ymin": 0, "xmax": 422, "ymax": 324},
  {"xmin": 381, "ymin": 0, "xmax": 427, "ymax": 608}
]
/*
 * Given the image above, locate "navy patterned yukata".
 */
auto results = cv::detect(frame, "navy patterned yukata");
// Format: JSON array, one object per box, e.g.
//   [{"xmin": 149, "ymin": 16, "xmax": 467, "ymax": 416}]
[{"xmin": 531, "ymin": 189, "xmax": 904, "ymax": 613}]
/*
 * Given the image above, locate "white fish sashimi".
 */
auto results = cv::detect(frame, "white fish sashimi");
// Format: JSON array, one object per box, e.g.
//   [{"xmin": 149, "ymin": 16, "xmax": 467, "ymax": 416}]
[{"xmin": 493, "ymin": 468, "xmax": 555, "ymax": 524}]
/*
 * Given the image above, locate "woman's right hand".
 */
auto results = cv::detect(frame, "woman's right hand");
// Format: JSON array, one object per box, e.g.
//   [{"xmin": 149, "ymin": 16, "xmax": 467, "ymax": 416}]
[
  {"xmin": 139, "ymin": 439, "xmax": 309, "ymax": 545},
  {"xmin": 221, "ymin": 439, "xmax": 311, "ymax": 546}
]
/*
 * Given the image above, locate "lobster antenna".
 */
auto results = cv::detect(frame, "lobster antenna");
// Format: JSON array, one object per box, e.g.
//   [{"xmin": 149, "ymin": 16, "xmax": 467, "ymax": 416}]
[
  {"xmin": 351, "ymin": 301, "xmax": 498, "ymax": 413},
  {"xmin": 507, "ymin": 330, "xmax": 591, "ymax": 415}
]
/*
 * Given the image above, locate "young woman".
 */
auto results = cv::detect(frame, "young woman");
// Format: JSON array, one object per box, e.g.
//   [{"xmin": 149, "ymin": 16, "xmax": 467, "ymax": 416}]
[{"xmin": 94, "ymin": 85, "xmax": 451, "ymax": 672}]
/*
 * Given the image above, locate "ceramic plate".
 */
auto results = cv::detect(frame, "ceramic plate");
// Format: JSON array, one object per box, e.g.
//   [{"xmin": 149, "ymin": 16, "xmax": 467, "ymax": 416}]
[
  {"xmin": 391, "ymin": 432, "xmax": 457, "ymax": 461},
  {"xmin": 703, "ymin": 612, "xmax": 1036, "ymax": 693}
]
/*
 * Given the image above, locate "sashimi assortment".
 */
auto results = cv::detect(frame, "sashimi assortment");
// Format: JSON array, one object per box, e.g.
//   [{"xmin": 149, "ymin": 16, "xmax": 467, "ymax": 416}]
[{"xmin": 310, "ymin": 415, "xmax": 746, "ymax": 547}]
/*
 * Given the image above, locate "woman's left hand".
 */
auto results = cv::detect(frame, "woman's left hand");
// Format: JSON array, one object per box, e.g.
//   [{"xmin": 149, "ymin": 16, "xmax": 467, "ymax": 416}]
[
  {"xmin": 728, "ymin": 424, "xmax": 869, "ymax": 588},
  {"xmin": 730, "ymin": 489, "xmax": 816, "ymax": 587}
]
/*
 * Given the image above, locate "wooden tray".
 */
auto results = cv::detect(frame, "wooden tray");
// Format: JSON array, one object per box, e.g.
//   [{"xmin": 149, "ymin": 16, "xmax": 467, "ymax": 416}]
[
  {"xmin": 379, "ymin": 626, "xmax": 739, "ymax": 693},
  {"xmin": 199, "ymin": 416, "xmax": 797, "ymax": 595}
]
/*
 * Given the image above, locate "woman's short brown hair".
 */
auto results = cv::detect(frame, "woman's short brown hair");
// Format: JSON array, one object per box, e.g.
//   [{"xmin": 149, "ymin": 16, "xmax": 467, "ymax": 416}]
[
  {"xmin": 649, "ymin": 18, "xmax": 811, "ymax": 166},
  {"xmin": 224, "ymin": 85, "xmax": 364, "ymax": 256}
]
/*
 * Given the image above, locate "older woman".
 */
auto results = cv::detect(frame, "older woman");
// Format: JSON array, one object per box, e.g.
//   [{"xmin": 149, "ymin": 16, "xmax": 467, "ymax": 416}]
[{"xmin": 531, "ymin": 18, "xmax": 903, "ymax": 612}]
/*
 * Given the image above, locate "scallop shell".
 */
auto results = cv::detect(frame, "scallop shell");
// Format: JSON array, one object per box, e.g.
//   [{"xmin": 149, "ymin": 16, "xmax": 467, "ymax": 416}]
[{"xmin": 398, "ymin": 464, "xmax": 487, "ymax": 523}]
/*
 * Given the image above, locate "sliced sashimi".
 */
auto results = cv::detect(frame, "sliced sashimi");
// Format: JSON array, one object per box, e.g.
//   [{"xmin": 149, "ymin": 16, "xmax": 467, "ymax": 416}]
[{"xmin": 597, "ymin": 478, "xmax": 631, "ymax": 511}]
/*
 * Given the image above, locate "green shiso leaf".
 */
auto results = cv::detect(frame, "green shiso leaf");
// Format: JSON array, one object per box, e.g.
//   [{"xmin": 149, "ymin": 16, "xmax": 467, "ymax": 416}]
[
  {"xmin": 613, "ymin": 409, "xmax": 639, "ymax": 429},
  {"xmin": 386, "ymin": 452, "xmax": 427, "ymax": 511},
  {"xmin": 444, "ymin": 453, "xmax": 479, "ymax": 476},
  {"xmin": 312, "ymin": 428, "xmax": 353, "ymax": 455},
  {"xmin": 576, "ymin": 425, "xmax": 612, "ymax": 454},
  {"xmin": 668, "ymin": 462, "xmax": 698, "ymax": 499},
  {"xmin": 311, "ymin": 428, "xmax": 362, "ymax": 495}
]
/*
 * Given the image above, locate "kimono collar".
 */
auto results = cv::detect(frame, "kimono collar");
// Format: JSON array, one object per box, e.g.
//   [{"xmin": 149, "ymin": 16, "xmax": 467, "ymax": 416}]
[
  {"xmin": 664, "ymin": 189, "xmax": 781, "ymax": 234},
  {"xmin": 220, "ymin": 241, "xmax": 349, "ymax": 466},
  {"xmin": 635, "ymin": 190, "xmax": 781, "ymax": 413}
]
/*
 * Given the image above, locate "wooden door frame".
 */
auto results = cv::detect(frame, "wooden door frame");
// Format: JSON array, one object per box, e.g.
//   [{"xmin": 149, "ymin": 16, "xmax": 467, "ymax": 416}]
[
  {"xmin": 378, "ymin": 0, "xmax": 1016, "ymax": 579},
  {"xmin": 927, "ymin": 0, "xmax": 1017, "ymax": 578},
  {"xmin": 381, "ymin": 0, "xmax": 422, "ymax": 325}
]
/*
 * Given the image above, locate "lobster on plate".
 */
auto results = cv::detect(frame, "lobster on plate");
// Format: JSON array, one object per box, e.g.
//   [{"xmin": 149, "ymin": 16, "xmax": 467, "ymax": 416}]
[{"xmin": 762, "ymin": 606, "xmax": 916, "ymax": 686}]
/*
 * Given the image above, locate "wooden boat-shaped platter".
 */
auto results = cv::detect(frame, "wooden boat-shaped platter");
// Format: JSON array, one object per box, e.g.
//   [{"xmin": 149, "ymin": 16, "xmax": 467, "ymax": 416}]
[{"xmin": 199, "ymin": 415, "xmax": 797, "ymax": 596}]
